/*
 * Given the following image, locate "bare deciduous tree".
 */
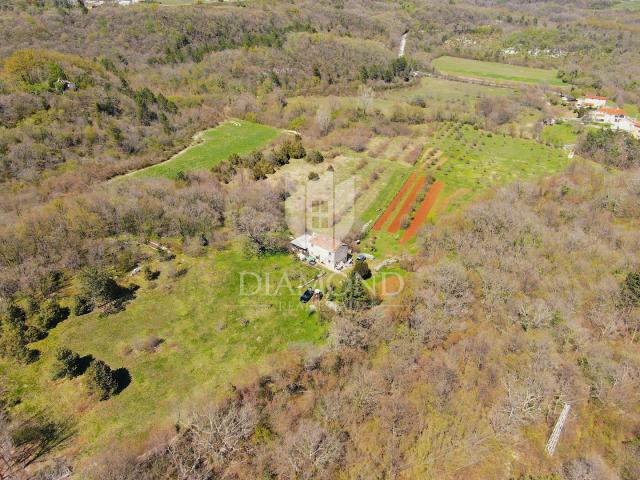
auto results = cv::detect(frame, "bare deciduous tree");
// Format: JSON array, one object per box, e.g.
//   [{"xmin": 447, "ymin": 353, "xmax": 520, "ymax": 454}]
[
  {"xmin": 189, "ymin": 401, "xmax": 258, "ymax": 467},
  {"xmin": 357, "ymin": 84, "xmax": 375, "ymax": 114},
  {"xmin": 277, "ymin": 421, "xmax": 343, "ymax": 480},
  {"xmin": 315, "ymin": 105, "xmax": 332, "ymax": 136}
]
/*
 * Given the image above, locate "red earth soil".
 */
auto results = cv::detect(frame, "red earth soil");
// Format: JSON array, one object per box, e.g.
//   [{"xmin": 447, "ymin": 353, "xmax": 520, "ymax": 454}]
[
  {"xmin": 400, "ymin": 180, "xmax": 445, "ymax": 243},
  {"xmin": 372, "ymin": 171, "xmax": 418, "ymax": 231},
  {"xmin": 387, "ymin": 175, "xmax": 426, "ymax": 233}
]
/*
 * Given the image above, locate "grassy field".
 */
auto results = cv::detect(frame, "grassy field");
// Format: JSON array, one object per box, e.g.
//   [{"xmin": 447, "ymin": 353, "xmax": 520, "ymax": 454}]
[
  {"xmin": 382, "ymin": 76, "xmax": 513, "ymax": 105},
  {"xmin": 611, "ymin": 0, "xmax": 640, "ymax": 11},
  {"xmin": 289, "ymin": 77, "xmax": 511, "ymax": 127},
  {"xmin": 1, "ymin": 245, "xmax": 326, "ymax": 459},
  {"xmin": 154, "ymin": 0, "xmax": 243, "ymax": 5},
  {"xmin": 541, "ymin": 123, "xmax": 580, "ymax": 146},
  {"xmin": 623, "ymin": 103, "xmax": 640, "ymax": 118},
  {"xmin": 432, "ymin": 56, "xmax": 565, "ymax": 86},
  {"xmin": 133, "ymin": 120, "xmax": 279, "ymax": 179}
]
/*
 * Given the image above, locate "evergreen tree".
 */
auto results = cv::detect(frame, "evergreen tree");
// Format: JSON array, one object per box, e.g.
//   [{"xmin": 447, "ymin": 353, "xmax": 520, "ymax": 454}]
[
  {"xmin": 78, "ymin": 267, "xmax": 120, "ymax": 305},
  {"xmin": 86, "ymin": 360, "xmax": 118, "ymax": 400},
  {"xmin": 73, "ymin": 294, "xmax": 94, "ymax": 316},
  {"xmin": 35, "ymin": 299, "xmax": 68, "ymax": 330},
  {"xmin": 52, "ymin": 347, "xmax": 82, "ymax": 379},
  {"xmin": 0, "ymin": 304, "xmax": 32, "ymax": 363},
  {"xmin": 339, "ymin": 271, "xmax": 374, "ymax": 310}
]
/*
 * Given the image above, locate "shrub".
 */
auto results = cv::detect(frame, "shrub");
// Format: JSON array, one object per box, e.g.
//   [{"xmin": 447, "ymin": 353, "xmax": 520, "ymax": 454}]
[
  {"xmin": 308, "ymin": 171, "xmax": 319, "ymax": 181},
  {"xmin": 306, "ymin": 150, "xmax": 324, "ymax": 164},
  {"xmin": 143, "ymin": 266, "xmax": 160, "ymax": 281},
  {"xmin": 287, "ymin": 137, "xmax": 306, "ymax": 159},
  {"xmin": 86, "ymin": 360, "xmax": 118, "ymax": 400},
  {"xmin": 410, "ymin": 96, "xmax": 426, "ymax": 108},
  {"xmin": 133, "ymin": 335, "xmax": 163, "ymax": 353},
  {"xmin": 353, "ymin": 260, "xmax": 372, "ymax": 280},
  {"xmin": 624, "ymin": 271, "xmax": 640, "ymax": 305}
]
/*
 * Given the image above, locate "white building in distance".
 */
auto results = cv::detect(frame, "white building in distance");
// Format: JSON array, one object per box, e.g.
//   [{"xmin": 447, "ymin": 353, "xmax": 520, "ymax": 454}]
[
  {"xmin": 577, "ymin": 95, "xmax": 607, "ymax": 109},
  {"xmin": 592, "ymin": 107, "xmax": 640, "ymax": 137}
]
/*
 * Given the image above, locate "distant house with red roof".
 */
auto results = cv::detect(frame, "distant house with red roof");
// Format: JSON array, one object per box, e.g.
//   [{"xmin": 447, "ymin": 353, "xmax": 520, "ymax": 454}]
[
  {"xmin": 576, "ymin": 95, "xmax": 607, "ymax": 109},
  {"xmin": 591, "ymin": 107, "xmax": 640, "ymax": 137},
  {"xmin": 593, "ymin": 107, "xmax": 626, "ymax": 124}
]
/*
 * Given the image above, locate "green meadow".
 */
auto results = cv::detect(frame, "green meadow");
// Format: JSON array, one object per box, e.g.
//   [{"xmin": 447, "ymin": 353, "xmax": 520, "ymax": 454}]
[
  {"xmin": 611, "ymin": 0, "xmax": 640, "ymax": 11},
  {"xmin": 1, "ymin": 245, "xmax": 326, "ymax": 458},
  {"xmin": 134, "ymin": 120, "xmax": 279, "ymax": 179},
  {"xmin": 382, "ymin": 75, "xmax": 513, "ymax": 105},
  {"xmin": 541, "ymin": 123, "xmax": 580, "ymax": 146},
  {"xmin": 432, "ymin": 56, "xmax": 565, "ymax": 86}
]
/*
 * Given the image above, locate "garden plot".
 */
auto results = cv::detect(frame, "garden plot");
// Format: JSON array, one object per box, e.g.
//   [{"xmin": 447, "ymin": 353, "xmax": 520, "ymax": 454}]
[
  {"xmin": 365, "ymin": 135, "xmax": 424, "ymax": 164},
  {"xmin": 360, "ymin": 123, "xmax": 571, "ymax": 257},
  {"xmin": 273, "ymin": 153, "xmax": 411, "ymax": 241}
]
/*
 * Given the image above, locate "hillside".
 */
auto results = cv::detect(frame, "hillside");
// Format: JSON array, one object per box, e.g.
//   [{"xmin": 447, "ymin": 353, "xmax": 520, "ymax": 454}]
[{"xmin": 0, "ymin": 1, "xmax": 639, "ymax": 479}]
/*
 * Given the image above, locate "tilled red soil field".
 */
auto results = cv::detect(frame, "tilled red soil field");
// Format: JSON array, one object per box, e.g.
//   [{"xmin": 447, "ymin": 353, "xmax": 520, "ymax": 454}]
[
  {"xmin": 372, "ymin": 171, "xmax": 418, "ymax": 232},
  {"xmin": 400, "ymin": 180, "xmax": 444, "ymax": 243},
  {"xmin": 387, "ymin": 175, "xmax": 426, "ymax": 234}
]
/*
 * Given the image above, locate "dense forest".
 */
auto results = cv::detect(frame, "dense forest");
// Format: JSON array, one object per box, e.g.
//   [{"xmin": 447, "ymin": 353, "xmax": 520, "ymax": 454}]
[{"xmin": 1, "ymin": 0, "xmax": 639, "ymax": 479}]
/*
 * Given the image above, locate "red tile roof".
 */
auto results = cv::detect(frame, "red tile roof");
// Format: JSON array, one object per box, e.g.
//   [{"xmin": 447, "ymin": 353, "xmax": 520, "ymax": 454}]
[
  {"xmin": 597, "ymin": 107, "xmax": 625, "ymax": 115},
  {"xmin": 311, "ymin": 233, "xmax": 345, "ymax": 251},
  {"xmin": 585, "ymin": 95, "xmax": 607, "ymax": 100}
]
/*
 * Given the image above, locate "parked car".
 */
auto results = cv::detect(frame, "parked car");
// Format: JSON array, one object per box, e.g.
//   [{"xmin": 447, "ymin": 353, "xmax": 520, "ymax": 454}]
[{"xmin": 300, "ymin": 289, "xmax": 314, "ymax": 303}]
